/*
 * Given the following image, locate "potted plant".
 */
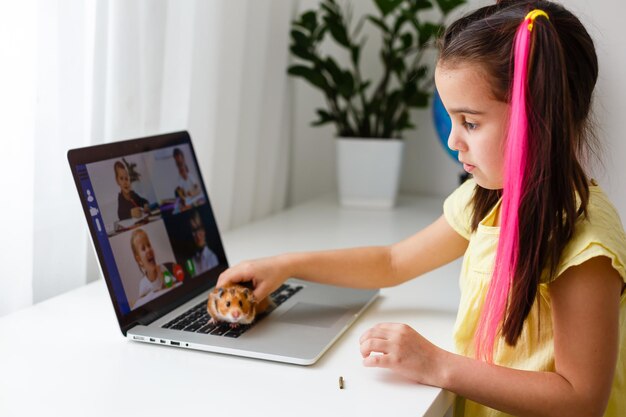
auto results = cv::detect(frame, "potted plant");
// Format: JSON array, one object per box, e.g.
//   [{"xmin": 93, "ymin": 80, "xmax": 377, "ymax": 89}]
[{"xmin": 288, "ymin": 0, "xmax": 465, "ymax": 207}]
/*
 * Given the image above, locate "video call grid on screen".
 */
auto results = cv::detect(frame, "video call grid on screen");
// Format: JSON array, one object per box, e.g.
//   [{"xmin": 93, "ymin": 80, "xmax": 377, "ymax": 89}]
[{"xmin": 80, "ymin": 143, "xmax": 222, "ymax": 314}]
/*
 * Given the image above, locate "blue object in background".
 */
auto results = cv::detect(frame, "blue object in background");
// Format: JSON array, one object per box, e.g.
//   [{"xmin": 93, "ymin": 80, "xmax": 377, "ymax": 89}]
[{"xmin": 432, "ymin": 89, "xmax": 459, "ymax": 164}]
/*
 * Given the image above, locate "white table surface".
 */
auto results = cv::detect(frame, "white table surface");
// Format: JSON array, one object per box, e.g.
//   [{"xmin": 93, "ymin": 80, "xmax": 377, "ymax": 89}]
[{"xmin": 0, "ymin": 194, "xmax": 462, "ymax": 417}]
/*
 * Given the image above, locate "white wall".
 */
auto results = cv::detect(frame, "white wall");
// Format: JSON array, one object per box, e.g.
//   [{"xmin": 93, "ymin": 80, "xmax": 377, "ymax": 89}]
[
  {"xmin": 574, "ymin": 0, "xmax": 626, "ymax": 220},
  {"xmin": 288, "ymin": 0, "xmax": 626, "ymax": 223}
]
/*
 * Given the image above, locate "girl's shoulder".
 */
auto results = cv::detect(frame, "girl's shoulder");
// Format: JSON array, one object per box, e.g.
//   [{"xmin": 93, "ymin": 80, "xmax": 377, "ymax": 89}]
[
  {"xmin": 443, "ymin": 178, "xmax": 477, "ymax": 240},
  {"xmin": 550, "ymin": 184, "xmax": 626, "ymax": 283},
  {"xmin": 578, "ymin": 184, "xmax": 625, "ymax": 242}
]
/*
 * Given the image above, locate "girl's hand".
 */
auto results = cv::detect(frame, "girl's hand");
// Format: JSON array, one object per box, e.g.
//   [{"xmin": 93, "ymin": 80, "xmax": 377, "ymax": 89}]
[
  {"xmin": 130, "ymin": 207, "xmax": 143, "ymax": 218},
  {"xmin": 217, "ymin": 255, "xmax": 289, "ymax": 301},
  {"xmin": 359, "ymin": 323, "xmax": 446, "ymax": 386}
]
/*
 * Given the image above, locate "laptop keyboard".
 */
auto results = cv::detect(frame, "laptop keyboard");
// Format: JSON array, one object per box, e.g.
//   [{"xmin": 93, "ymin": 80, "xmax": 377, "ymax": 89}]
[{"xmin": 161, "ymin": 283, "xmax": 303, "ymax": 338}]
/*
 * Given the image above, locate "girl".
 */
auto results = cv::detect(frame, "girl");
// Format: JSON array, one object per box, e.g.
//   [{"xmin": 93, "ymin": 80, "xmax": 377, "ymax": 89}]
[
  {"xmin": 114, "ymin": 160, "xmax": 149, "ymax": 221},
  {"xmin": 218, "ymin": 1, "xmax": 626, "ymax": 416},
  {"xmin": 131, "ymin": 228, "xmax": 179, "ymax": 308}
]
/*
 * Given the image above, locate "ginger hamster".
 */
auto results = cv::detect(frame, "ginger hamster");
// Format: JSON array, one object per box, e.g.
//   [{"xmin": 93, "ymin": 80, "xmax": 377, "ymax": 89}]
[{"xmin": 206, "ymin": 284, "xmax": 272, "ymax": 327}]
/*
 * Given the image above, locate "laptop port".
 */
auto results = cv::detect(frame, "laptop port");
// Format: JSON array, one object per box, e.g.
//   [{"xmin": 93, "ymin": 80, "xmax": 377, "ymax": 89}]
[
  {"xmin": 160, "ymin": 339, "xmax": 166, "ymax": 344},
  {"xmin": 170, "ymin": 341, "xmax": 180, "ymax": 346}
]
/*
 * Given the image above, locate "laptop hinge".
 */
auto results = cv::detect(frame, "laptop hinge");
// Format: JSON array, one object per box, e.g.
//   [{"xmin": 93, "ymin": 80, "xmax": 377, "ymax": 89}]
[{"xmin": 138, "ymin": 311, "xmax": 162, "ymax": 326}]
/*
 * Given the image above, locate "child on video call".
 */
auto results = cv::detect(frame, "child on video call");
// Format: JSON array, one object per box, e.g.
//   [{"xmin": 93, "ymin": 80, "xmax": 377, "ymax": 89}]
[
  {"xmin": 114, "ymin": 160, "xmax": 149, "ymax": 221},
  {"xmin": 131, "ymin": 228, "xmax": 177, "ymax": 307},
  {"xmin": 218, "ymin": 1, "xmax": 626, "ymax": 416},
  {"xmin": 190, "ymin": 210, "xmax": 218, "ymax": 276},
  {"xmin": 173, "ymin": 148, "xmax": 200, "ymax": 200}
]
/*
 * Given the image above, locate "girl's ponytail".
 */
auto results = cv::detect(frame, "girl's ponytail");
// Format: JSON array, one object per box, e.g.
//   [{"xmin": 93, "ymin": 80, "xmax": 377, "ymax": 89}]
[
  {"xmin": 474, "ymin": 10, "xmax": 541, "ymax": 362},
  {"xmin": 474, "ymin": 6, "xmax": 593, "ymax": 362}
]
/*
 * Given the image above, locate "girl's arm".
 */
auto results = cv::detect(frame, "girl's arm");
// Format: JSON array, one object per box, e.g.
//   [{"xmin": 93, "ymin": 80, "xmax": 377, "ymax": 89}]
[
  {"xmin": 360, "ymin": 256, "xmax": 622, "ymax": 417},
  {"xmin": 218, "ymin": 214, "xmax": 468, "ymax": 300}
]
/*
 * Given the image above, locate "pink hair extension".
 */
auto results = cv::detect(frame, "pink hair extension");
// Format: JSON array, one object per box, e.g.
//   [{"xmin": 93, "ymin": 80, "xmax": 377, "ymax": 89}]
[{"xmin": 474, "ymin": 17, "xmax": 535, "ymax": 362}]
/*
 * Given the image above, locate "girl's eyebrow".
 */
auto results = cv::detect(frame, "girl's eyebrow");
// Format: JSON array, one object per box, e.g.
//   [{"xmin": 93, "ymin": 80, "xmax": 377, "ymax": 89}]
[{"xmin": 448, "ymin": 107, "xmax": 486, "ymax": 115}]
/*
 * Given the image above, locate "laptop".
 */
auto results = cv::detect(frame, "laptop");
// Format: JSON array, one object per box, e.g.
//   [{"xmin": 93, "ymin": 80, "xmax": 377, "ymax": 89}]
[{"xmin": 68, "ymin": 131, "xmax": 378, "ymax": 365}]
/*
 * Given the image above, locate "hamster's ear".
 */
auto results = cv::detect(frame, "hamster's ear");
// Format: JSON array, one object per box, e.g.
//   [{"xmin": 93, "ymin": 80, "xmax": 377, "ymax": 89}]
[
  {"xmin": 217, "ymin": 288, "xmax": 224, "ymax": 298},
  {"xmin": 243, "ymin": 288, "xmax": 250, "ymax": 298}
]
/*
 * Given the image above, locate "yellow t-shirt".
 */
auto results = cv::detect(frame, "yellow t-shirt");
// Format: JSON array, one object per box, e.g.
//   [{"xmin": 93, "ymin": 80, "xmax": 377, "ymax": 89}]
[{"xmin": 443, "ymin": 178, "xmax": 626, "ymax": 417}]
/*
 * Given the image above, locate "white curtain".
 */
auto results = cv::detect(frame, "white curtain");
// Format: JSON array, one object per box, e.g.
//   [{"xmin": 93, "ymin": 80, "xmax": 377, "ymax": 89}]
[{"xmin": 0, "ymin": 0, "xmax": 295, "ymax": 317}]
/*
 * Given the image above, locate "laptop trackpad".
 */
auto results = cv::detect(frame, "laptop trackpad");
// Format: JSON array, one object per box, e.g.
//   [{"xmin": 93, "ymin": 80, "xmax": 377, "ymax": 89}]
[{"xmin": 276, "ymin": 302, "xmax": 348, "ymax": 328}]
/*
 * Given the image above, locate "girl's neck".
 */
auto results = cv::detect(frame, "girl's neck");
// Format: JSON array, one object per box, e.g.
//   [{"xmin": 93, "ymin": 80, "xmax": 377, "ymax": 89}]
[{"xmin": 146, "ymin": 265, "xmax": 160, "ymax": 281}]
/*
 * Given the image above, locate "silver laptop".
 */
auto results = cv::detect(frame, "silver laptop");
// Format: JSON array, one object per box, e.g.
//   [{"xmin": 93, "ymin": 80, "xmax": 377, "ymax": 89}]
[{"xmin": 68, "ymin": 131, "xmax": 378, "ymax": 365}]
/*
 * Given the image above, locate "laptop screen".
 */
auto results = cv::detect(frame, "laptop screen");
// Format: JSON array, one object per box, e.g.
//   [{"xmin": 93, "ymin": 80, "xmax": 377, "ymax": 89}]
[{"xmin": 68, "ymin": 132, "xmax": 228, "ymax": 332}]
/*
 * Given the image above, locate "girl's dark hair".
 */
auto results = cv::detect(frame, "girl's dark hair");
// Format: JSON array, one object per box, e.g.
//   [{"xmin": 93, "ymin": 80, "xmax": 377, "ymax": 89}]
[
  {"xmin": 438, "ymin": 0, "xmax": 598, "ymax": 348},
  {"xmin": 113, "ymin": 160, "xmax": 127, "ymax": 176}
]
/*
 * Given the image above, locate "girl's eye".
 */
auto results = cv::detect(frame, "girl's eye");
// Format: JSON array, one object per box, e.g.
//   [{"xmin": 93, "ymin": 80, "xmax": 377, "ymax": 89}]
[{"xmin": 463, "ymin": 121, "xmax": 477, "ymax": 131}]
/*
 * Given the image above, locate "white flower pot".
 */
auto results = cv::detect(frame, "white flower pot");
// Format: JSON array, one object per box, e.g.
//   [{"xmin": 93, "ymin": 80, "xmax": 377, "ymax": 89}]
[{"xmin": 336, "ymin": 137, "xmax": 404, "ymax": 208}]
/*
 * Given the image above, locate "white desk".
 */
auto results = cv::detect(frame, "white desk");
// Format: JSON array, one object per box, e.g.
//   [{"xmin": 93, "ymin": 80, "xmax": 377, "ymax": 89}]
[{"xmin": 0, "ymin": 194, "xmax": 461, "ymax": 417}]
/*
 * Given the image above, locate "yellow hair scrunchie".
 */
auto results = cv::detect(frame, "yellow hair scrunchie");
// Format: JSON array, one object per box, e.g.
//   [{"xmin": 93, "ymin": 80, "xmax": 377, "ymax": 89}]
[{"xmin": 525, "ymin": 9, "xmax": 549, "ymax": 31}]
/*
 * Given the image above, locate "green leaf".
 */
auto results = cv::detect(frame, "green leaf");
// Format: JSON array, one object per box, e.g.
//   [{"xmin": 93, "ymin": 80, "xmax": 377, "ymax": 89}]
[
  {"xmin": 373, "ymin": 0, "xmax": 404, "ymax": 17},
  {"xmin": 313, "ymin": 26, "xmax": 328, "ymax": 42},
  {"xmin": 300, "ymin": 10, "xmax": 318, "ymax": 32},
  {"xmin": 392, "ymin": 13, "xmax": 408, "ymax": 35},
  {"xmin": 416, "ymin": 65, "xmax": 428, "ymax": 79},
  {"xmin": 402, "ymin": 81, "xmax": 417, "ymax": 100},
  {"xmin": 323, "ymin": 57, "xmax": 344, "ymax": 88},
  {"xmin": 289, "ymin": 44, "xmax": 316, "ymax": 62},
  {"xmin": 359, "ymin": 80, "xmax": 371, "ymax": 93},
  {"xmin": 386, "ymin": 90, "xmax": 402, "ymax": 112},
  {"xmin": 290, "ymin": 29, "xmax": 310, "ymax": 48},
  {"xmin": 287, "ymin": 65, "xmax": 329, "ymax": 92},
  {"xmin": 367, "ymin": 16, "xmax": 389, "ymax": 34},
  {"xmin": 392, "ymin": 57, "xmax": 406, "ymax": 78},
  {"xmin": 418, "ymin": 22, "xmax": 444, "ymax": 46},
  {"xmin": 407, "ymin": 90, "xmax": 430, "ymax": 107},
  {"xmin": 400, "ymin": 32, "xmax": 413, "ymax": 51},
  {"xmin": 311, "ymin": 109, "xmax": 336, "ymax": 126},
  {"xmin": 406, "ymin": 65, "xmax": 428, "ymax": 82},
  {"xmin": 337, "ymin": 71, "xmax": 355, "ymax": 99},
  {"xmin": 412, "ymin": 0, "xmax": 433, "ymax": 11},
  {"xmin": 396, "ymin": 110, "xmax": 410, "ymax": 130},
  {"xmin": 433, "ymin": 0, "xmax": 466, "ymax": 15},
  {"xmin": 326, "ymin": 18, "xmax": 351, "ymax": 48}
]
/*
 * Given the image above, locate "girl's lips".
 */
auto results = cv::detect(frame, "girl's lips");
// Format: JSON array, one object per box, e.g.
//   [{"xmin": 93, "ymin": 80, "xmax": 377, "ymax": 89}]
[{"xmin": 463, "ymin": 163, "xmax": 475, "ymax": 173}]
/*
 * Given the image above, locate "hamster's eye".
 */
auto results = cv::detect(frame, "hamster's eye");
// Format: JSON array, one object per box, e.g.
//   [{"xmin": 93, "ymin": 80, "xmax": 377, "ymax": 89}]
[
  {"xmin": 226, "ymin": 301, "xmax": 231, "ymax": 308},
  {"xmin": 239, "ymin": 300, "xmax": 243, "ymax": 307}
]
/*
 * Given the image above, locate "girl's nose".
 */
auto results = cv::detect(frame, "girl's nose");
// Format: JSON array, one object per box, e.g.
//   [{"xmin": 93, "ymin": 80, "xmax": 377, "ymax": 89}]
[{"xmin": 447, "ymin": 129, "xmax": 467, "ymax": 153}]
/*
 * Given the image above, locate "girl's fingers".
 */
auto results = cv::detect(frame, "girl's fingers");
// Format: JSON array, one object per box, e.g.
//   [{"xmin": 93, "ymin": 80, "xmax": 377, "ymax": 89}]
[
  {"xmin": 358, "ymin": 322, "xmax": 401, "ymax": 344},
  {"xmin": 359, "ymin": 337, "xmax": 389, "ymax": 358},
  {"xmin": 217, "ymin": 265, "xmax": 250, "ymax": 287},
  {"xmin": 363, "ymin": 352, "xmax": 389, "ymax": 368}
]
